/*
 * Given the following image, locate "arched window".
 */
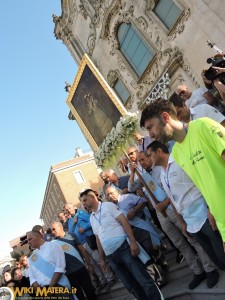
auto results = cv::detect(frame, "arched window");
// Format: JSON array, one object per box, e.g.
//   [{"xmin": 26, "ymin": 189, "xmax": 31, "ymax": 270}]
[
  {"xmin": 154, "ymin": 0, "xmax": 182, "ymax": 30},
  {"xmin": 117, "ymin": 23, "xmax": 155, "ymax": 77}
]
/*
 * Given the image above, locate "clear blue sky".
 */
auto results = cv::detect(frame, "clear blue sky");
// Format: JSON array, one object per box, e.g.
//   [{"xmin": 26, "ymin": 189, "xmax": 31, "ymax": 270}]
[{"xmin": 0, "ymin": 1, "xmax": 90, "ymax": 259}]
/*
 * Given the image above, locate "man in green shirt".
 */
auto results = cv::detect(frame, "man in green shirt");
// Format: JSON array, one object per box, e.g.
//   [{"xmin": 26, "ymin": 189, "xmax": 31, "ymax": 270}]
[{"xmin": 140, "ymin": 98, "xmax": 225, "ymax": 251}]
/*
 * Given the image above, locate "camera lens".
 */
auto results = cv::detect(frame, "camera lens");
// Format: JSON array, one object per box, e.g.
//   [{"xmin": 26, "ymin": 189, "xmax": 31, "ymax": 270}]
[{"xmin": 206, "ymin": 58, "xmax": 213, "ymax": 64}]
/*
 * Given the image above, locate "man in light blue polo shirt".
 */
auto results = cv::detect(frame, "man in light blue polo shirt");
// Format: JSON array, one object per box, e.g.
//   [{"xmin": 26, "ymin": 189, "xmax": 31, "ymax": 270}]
[{"xmin": 80, "ymin": 189, "xmax": 164, "ymax": 300}]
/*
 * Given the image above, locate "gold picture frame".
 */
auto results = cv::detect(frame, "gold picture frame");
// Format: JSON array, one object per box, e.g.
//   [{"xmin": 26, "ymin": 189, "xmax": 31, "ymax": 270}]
[{"xmin": 66, "ymin": 54, "xmax": 127, "ymax": 151}]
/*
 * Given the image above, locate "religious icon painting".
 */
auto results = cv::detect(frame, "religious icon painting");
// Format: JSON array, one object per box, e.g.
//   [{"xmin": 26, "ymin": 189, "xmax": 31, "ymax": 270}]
[{"xmin": 66, "ymin": 54, "xmax": 127, "ymax": 151}]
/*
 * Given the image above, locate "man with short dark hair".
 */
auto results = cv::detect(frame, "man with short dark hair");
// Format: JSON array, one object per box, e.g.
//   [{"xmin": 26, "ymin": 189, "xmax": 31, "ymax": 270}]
[
  {"xmin": 169, "ymin": 95, "xmax": 225, "ymax": 126},
  {"xmin": 80, "ymin": 189, "xmax": 164, "ymax": 300},
  {"xmin": 140, "ymin": 98, "xmax": 225, "ymax": 251}
]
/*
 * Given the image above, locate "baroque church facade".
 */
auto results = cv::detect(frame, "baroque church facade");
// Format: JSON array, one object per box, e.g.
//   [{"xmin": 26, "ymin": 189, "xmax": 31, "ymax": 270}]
[{"xmin": 53, "ymin": 0, "xmax": 225, "ymax": 112}]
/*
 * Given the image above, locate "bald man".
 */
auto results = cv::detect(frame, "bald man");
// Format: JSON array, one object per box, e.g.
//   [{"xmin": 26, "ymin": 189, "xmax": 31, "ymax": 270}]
[
  {"xmin": 105, "ymin": 169, "xmax": 129, "ymax": 193},
  {"xmin": 176, "ymin": 83, "xmax": 215, "ymax": 108},
  {"xmin": 27, "ymin": 230, "xmax": 74, "ymax": 299}
]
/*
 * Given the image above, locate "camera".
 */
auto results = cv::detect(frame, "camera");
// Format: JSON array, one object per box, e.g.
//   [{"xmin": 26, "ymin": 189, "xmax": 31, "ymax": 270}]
[{"xmin": 204, "ymin": 55, "xmax": 225, "ymax": 81}]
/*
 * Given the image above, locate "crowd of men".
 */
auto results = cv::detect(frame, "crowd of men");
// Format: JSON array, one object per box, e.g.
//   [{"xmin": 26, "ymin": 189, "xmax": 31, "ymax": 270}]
[{"xmin": 2, "ymin": 56, "xmax": 225, "ymax": 300}]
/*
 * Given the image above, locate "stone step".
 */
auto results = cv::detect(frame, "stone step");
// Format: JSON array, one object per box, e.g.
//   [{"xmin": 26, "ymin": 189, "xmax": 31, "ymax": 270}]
[
  {"xmin": 96, "ymin": 242, "xmax": 225, "ymax": 300},
  {"xmin": 97, "ymin": 281, "xmax": 135, "ymax": 300}
]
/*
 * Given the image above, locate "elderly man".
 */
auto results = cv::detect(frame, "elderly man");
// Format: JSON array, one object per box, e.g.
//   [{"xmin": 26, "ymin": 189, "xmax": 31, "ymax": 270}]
[
  {"xmin": 105, "ymin": 185, "xmax": 168, "ymax": 281},
  {"xmin": 105, "ymin": 169, "xmax": 129, "ymax": 193},
  {"xmin": 80, "ymin": 189, "xmax": 164, "ymax": 300},
  {"xmin": 27, "ymin": 230, "xmax": 75, "ymax": 299},
  {"xmin": 58, "ymin": 212, "xmax": 69, "ymax": 231},
  {"xmin": 140, "ymin": 98, "xmax": 225, "ymax": 252},
  {"xmin": 126, "ymin": 146, "xmax": 142, "ymax": 175},
  {"xmin": 64, "ymin": 203, "xmax": 78, "ymax": 234},
  {"xmin": 51, "ymin": 221, "xmax": 97, "ymax": 300},
  {"xmin": 176, "ymin": 83, "xmax": 216, "ymax": 108}
]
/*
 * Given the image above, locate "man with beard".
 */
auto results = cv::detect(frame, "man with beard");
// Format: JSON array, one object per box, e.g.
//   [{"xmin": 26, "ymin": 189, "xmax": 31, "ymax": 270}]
[{"xmin": 140, "ymin": 98, "xmax": 225, "ymax": 251}]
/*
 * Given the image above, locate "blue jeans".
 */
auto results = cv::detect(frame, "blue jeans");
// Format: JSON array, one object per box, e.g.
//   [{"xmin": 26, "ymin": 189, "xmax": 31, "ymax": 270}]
[
  {"xmin": 107, "ymin": 240, "xmax": 163, "ymax": 300},
  {"xmin": 192, "ymin": 219, "xmax": 225, "ymax": 271}
]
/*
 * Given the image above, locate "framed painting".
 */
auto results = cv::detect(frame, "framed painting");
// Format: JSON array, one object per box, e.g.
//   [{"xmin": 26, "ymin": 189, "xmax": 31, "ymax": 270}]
[{"xmin": 66, "ymin": 54, "xmax": 127, "ymax": 151}]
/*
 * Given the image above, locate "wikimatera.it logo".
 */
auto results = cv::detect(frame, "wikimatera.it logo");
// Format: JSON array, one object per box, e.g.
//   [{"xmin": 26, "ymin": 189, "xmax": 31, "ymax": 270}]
[{"xmin": 1, "ymin": 286, "xmax": 77, "ymax": 299}]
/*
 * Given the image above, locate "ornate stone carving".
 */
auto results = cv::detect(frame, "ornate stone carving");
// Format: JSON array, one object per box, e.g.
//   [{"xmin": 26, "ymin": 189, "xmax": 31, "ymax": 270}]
[
  {"xmin": 52, "ymin": 14, "xmax": 61, "ymax": 24},
  {"xmin": 107, "ymin": 70, "xmax": 118, "ymax": 87},
  {"xmin": 107, "ymin": 5, "xmax": 134, "ymax": 55},
  {"xmin": 136, "ymin": 16, "xmax": 148, "ymax": 31},
  {"xmin": 124, "ymin": 95, "xmax": 134, "ymax": 110},
  {"xmin": 78, "ymin": 1, "xmax": 119, "ymax": 56},
  {"xmin": 136, "ymin": 47, "xmax": 183, "ymax": 104},
  {"xmin": 53, "ymin": 0, "xmax": 78, "ymax": 42},
  {"xmin": 87, "ymin": 23, "xmax": 96, "ymax": 55},
  {"xmin": 168, "ymin": 8, "xmax": 191, "ymax": 41},
  {"xmin": 145, "ymin": 0, "xmax": 156, "ymax": 13},
  {"xmin": 100, "ymin": 0, "xmax": 122, "ymax": 38},
  {"xmin": 136, "ymin": 14, "xmax": 164, "ymax": 51},
  {"xmin": 181, "ymin": 60, "xmax": 200, "ymax": 88}
]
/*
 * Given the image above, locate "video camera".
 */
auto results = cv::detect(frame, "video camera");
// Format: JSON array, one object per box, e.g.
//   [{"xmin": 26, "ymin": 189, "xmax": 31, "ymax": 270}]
[
  {"xmin": 204, "ymin": 40, "xmax": 225, "ymax": 84},
  {"xmin": 204, "ymin": 56, "xmax": 225, "ymax": 83}
]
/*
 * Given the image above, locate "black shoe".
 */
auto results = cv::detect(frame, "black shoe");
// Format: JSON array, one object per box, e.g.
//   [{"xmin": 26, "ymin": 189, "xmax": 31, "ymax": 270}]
[
  {"xmin": 176, "ymin": 252, "xmax": 185, "ymax": 264},
  {"xmin": 105, "ymin": 279, "xmax": 117, "ymax": 292},
  {"xmin": 188, "ymin": 272, "xmax": 207, "ymax": 289},
  {"xmin": 155, "ymin": 251, "xmax": 169, "ymax": 273},
  {"xmin": 161, "ymin": 243, "xmax": 167, "ymax": 252},
  {"xmin": 206, "ymin": 270, "xmax": 219, "ymax": 288},
  {"xmin": 157, "ymin": 258, "xmax": 169, "ymax": 273}
]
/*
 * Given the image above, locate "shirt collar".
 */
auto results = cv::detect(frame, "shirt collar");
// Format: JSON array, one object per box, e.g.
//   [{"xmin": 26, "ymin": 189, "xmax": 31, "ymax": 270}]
[
  {"xmin": 93, "ymin": 201, "xmax": 102, "ymax": 214},
  {"xmin": 165, "ymin": 154, "xmax": 175, "ymax": 172},
  {"xmin": 189, "ymin": 107, "xmax": 196, "ymax": 116}
]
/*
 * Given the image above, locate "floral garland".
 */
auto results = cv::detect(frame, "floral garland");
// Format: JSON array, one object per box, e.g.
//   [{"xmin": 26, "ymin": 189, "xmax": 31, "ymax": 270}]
[{"xmin": 94, "ymin": 112, "xmax": 139, "ymax": 168}]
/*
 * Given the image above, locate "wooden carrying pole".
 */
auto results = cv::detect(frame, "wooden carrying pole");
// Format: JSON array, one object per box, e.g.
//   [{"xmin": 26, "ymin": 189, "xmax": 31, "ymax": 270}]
[{"xmin": 123, "ymin": 149, "xmax": 167, "ymax": 218}]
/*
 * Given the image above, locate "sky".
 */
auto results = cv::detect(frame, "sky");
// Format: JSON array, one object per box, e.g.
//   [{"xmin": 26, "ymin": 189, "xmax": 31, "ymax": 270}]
[{"xmin": 0, "ymin": 1, "xmax": 90, "ymax": 260}]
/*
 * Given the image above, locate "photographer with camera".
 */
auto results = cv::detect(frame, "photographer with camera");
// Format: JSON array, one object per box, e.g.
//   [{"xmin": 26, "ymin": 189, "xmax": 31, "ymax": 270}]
[
  {"xmin": 203, "ymin": 53, "xmax": 225, "ymax": 104},
  {"xmin": 211, "ymin": 66, "xmax": 225, "ymax": 103}
]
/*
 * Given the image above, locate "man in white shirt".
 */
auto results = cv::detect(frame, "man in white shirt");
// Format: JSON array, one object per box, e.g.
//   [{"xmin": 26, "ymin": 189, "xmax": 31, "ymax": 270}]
[
  {"xmin": 80, "ymin": 189, "xmax": 164, "ymax": 300},
  {"xmin": 176, "ymin": 84, "xmax": 216, "ymax": 108},
  {"xmin": 147, "ymin": 140, "xmax": 225, "ymax": 276},
  {"xmin": 170, "ymin": 96, "xmax": 225, "ymax": 126},
  {"xmin": 27, "ymin": 230, "xmax": 75, "ymax": 300}
]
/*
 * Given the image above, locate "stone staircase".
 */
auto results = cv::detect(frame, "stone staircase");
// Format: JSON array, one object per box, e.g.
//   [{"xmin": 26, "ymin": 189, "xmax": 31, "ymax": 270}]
[{"xmin": 97, "ymin": 242, "xmax": 225, "ymax": 300}]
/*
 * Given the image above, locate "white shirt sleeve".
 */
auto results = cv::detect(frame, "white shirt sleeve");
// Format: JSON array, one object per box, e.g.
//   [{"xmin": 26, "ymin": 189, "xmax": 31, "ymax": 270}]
[
  {"xmin": 203, "ymin": 104, "xmax": 225, "ymax": 123},
  {"xmin": 51, "ymin": 242, "xmax": 66, "ymax": 273}
]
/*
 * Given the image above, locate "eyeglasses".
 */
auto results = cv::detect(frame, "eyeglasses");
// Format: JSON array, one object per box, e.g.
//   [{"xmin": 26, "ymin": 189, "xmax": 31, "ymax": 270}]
[{"xmin": 128, "ymin": 150, "xmax": 137, "ymax": 156}]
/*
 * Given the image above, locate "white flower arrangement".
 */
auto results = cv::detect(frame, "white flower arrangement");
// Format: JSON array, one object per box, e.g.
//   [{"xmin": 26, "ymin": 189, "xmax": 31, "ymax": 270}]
[{"xmin": 94, "ymin": 112, "xmax": 139, "ymax": 168}]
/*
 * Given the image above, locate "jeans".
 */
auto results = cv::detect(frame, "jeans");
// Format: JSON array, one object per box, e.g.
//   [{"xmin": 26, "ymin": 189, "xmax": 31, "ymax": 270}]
[
  {"xmin": 192, "ymin": 219, "xmax": 225, "ymax": 271},
  {"xmin": 107, "ymin": 240, "xmax": 163, "ymax": 300}
]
